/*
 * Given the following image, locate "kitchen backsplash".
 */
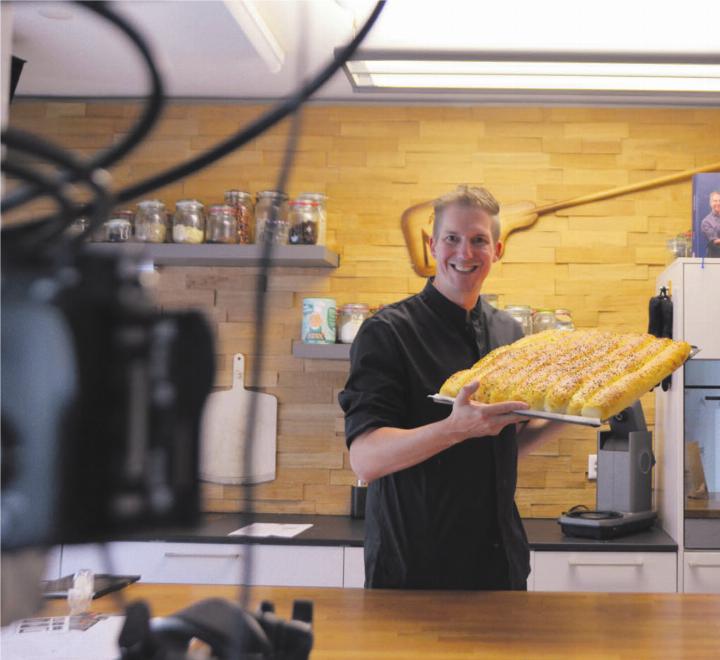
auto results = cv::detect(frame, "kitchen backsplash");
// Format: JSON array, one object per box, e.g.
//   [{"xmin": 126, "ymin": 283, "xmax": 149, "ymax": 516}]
[{"xmin": 8, "ymin": 100, "xmax": 720, "ymax": 517}]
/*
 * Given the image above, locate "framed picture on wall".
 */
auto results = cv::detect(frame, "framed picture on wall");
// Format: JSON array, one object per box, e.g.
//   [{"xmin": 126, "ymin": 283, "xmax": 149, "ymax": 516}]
[{"xmin": 692, "ymin": 173, "xmax": 720, "ymax": 258}]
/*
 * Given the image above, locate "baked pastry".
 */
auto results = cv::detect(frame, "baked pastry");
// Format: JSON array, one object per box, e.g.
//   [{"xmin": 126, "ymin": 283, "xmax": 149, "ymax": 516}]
[{"xmin": 439, "ymin": 329, "xmax": 691, "ymax": 419}]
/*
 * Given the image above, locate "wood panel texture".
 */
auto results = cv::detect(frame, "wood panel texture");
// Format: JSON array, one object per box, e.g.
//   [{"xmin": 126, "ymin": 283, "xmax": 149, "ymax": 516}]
[{"xmin": 9, "ymin": 101, "xmax": 720, "ymax": 517}]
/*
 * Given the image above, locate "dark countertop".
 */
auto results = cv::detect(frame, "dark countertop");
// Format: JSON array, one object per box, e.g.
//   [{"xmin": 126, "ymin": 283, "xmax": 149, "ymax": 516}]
[{"xmin": 128, "ymin": 514, "xmax": 677, "ymax": 552}]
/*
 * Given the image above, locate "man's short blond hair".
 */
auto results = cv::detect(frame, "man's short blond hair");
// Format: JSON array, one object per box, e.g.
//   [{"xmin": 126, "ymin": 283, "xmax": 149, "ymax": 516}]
[{"xmin": 433, "ymin": 185, "xmax": 501, "ymax": 242}]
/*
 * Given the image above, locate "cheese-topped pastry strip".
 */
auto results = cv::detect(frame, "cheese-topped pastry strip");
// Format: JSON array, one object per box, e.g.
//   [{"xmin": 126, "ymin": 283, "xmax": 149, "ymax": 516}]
[
  {"xmin": 565, "ymin": 336, "xmax": 668, "ymax": 415},
  {"xmin": 582, "ymin": 340, "xmax": 692, "ymax": 419}
]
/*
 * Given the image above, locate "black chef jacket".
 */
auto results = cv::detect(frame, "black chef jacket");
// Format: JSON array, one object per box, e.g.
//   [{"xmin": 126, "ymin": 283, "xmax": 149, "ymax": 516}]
[{"xmin": 338, "ymin": 280, "xmax": 529, "ymax": 590}]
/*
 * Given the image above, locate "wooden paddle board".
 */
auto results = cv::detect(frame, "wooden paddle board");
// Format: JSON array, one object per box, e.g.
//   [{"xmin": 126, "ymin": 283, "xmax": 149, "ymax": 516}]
[{"xmin": 200, "ymin": 353, "xmax": 277, "ymax": 484}]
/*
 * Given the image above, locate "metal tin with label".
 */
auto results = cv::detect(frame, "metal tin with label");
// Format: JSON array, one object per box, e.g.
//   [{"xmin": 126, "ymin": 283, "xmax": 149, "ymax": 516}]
[{"xmin": 302, "ymin": 298, "xmax": 336, "ymax": 344}]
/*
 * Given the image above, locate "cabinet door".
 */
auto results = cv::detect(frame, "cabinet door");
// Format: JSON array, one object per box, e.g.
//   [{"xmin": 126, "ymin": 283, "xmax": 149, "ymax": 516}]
[
  {"xmin": 526, "ymin": 551, "xmax": 535, "ymax": 591},
  {"xmin": 683, "ymin": 552, "xmax": 720, "ymax": 593},
  {"xmin": 343, "ymin": 547, "xmax": 365, "ymax": 588},
  {"xmin": 533, "ymin": 552, "xmax": 676, "ymax": 593},
  {"xmin": 61, "ymin": 542, "xmax": 344, "ymax": 587},
  {"xmin": 683, "ymin": 263, "xmax": 720, "ymax": 358}
]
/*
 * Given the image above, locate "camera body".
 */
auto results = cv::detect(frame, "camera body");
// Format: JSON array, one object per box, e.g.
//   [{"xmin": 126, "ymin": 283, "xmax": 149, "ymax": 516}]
[{"xmin": 1, "ymin": 248, "xmax": 214, "ymax": 549}]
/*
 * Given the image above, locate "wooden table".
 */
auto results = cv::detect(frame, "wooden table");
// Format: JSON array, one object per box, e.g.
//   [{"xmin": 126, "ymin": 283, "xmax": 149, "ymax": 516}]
[{"xmin": 41, "ymin": 584, "xmax": 720, "ymax": 659}]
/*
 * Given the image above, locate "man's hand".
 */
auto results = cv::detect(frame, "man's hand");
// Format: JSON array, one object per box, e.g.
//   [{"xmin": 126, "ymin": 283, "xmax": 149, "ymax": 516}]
[{"xmin": 445, "ymin": 380, "xmax": 530, "ymax": 444}]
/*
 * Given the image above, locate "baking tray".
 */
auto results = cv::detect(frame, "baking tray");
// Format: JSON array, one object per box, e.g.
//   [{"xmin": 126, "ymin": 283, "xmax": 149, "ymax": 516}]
[
  {"xmin": 428, "ymin": 394, "xmax": 603, "ymax": 427},
  {"xmin": 428, "ymin": 345, "xmax": 701, "ymax": 429}
]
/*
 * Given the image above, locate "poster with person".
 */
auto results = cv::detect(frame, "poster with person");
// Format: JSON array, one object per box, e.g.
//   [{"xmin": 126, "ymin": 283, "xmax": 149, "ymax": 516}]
[{"xmin": 692, "ymin": 173, "xmax": 720, "ymax": 258}]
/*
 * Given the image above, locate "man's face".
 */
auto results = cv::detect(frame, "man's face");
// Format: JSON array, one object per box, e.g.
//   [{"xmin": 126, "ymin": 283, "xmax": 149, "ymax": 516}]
[
  {"xmin": 711, "ymin": 193, "xmax": 720, "ymax": 215},
  {"xmin": 430, "ymin": 204, "xmax": 501, "ymax": 308}
]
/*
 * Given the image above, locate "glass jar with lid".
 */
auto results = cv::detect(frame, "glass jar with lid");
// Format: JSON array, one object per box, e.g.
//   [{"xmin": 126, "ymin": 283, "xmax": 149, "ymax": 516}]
[
  {"xmin": 172, "ymin": 199, "xmax": 205, "ymax": 244},
  {"xmin": 224, "ymin": 190, "xmax": 254, "ymax": 244},
  {"xmin": 288, "ymin": 199, "xmax": 319, "ymax": 245},
  {"xmin": 101, "ymin": 209, "xmax": 134, "ymax": 242},
  {"xmin": 206, "ymin": 204, "xmax": 238, "ymax": 244},
  {"xmin": 255, "ymin": 191, "xmax": 289, "ymax": 244},
  {"xmin": 505, "ymin": 304, "xmax": 533, "ymax": 335},
  {"xmin": 134, "ymin": 200, "xmax": 167, "ymax": 243},
  {"xmin": 297, "ymin": 192, "xmax": 327, "ymax": 245},
  {"xmin": 554, "ymin": 308, "xmax": 575, "ymax": 331},
  {"xmin": 533, "ymin": 309, "xmax": 556, "ymax": 334},
  {"xmin": 338, "ymin": 304, "xmax": 370, "ymax": 344}
]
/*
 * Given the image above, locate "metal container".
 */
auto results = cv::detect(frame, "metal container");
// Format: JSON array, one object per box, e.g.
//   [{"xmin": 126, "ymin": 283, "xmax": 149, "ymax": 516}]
[{"xmin": 301, "ymin": 297, "xmax": 336, "ymax": 344}]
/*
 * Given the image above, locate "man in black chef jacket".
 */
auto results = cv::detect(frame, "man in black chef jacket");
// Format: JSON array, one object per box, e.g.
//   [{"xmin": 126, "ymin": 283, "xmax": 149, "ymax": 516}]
[{"xmin": 338, "ymin": 185, "xmax": 560, "ymax": 590}]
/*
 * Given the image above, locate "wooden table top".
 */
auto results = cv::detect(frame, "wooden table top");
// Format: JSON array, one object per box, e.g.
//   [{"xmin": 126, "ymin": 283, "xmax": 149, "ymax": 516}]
[{"xmin": 40, "ymin": 583, "xmax": 720, "ymax": 659}]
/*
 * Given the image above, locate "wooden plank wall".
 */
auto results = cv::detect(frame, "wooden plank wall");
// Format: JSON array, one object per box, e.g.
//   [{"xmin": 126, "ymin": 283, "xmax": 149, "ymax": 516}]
[{"xmin": 8, "ymin": 101, "xmax": 720, "ymax": 517}]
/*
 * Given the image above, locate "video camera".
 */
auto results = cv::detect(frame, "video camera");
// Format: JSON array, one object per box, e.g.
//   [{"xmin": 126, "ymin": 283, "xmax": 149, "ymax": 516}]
[{"xmin": 1, "ymin": 246, "xmax": 214, "ymax": 550}]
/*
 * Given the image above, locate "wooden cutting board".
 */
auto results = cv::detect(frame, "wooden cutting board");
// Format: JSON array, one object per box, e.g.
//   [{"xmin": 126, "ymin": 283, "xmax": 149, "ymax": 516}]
[{"xmin": 200, "ymin": 353, "xmax": 277, "ymax": 484}]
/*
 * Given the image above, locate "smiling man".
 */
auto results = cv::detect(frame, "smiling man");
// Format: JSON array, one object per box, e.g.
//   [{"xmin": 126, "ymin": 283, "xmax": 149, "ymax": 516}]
[{"xmin": 339, "ymin": 185, "xmax": 560, "ymax": 591}]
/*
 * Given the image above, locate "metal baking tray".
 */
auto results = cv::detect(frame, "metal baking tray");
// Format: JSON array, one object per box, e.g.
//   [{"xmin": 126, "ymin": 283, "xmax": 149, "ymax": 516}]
[{"xmin": 428, "ymin": 394, "xmax": 604, "ymax": 427}]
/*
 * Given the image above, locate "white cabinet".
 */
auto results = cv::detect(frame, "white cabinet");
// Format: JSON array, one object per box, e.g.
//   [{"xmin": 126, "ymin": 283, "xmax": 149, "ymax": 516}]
[
  {"xmin": 343, "ymin": 546, "xmax": 365, "ymax": 588},
  {"xmin": 656, "ymin": 259, "xmax": 720, "ymax": 593},
  {"xmin": 60, "ymin": 542, "xmax": 344, "ymax": 587},
  {"xmin": 532, "ymin": 551, "xmax": 677, "ymax": 593},
  {"xmin": 526, "ymin": 551, "xmax": 535, "ymax": 591},
  {"xmin": 683, "ymin": 551, "xmax": 720, "ymax": 593}
]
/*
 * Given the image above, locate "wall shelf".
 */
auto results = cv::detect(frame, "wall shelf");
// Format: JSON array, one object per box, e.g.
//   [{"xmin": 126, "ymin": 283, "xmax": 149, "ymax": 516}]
[
  {"xmin": 85, "ymin": 243, "xmax": 339, "ymax": 268},
  {"xmin": 292, "ymin": 340, "xmax": 351, "ymax": 360}
]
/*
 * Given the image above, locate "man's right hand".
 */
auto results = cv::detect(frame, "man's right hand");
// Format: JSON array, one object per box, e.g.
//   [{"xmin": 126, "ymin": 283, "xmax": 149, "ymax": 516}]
[{"xmin": 445, "ymin": 380, "xmax": 529, "ymax": 444}]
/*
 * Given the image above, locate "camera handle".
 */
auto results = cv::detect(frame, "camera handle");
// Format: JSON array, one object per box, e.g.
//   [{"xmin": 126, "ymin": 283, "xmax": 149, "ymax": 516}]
[{"xmin": 119, "ymin": 597, "xmax": 313, "ymax": 659}]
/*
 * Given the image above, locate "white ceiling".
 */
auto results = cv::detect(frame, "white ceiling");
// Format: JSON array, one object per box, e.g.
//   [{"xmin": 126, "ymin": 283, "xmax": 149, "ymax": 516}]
[{"xmin": 8, "ymin": 0, "xmax": 720, "ymax": 104}]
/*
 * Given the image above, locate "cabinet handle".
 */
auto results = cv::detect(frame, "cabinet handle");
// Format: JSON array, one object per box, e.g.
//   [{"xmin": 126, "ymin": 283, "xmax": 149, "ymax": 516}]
[
  {"xmin": 567, "ymin": 558, "xmax": 643, "ymax": 567},
  {"xmin": 163, "ymin": 552, "xmax": 242, "ymax": 559},
  {"xmin": 687, "ymin": 560, "xmax": 720, "ymax": 568},
  {"xmin": 704, "ymin": 396, "xmax": 720, "ymax": 401}
]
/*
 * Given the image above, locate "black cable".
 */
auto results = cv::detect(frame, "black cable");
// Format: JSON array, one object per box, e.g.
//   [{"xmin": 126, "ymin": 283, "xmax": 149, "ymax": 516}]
[
  {"xmin": 116, "ymin": 0, "xmax": 386, "ymax": 204},
  {"xmin": 0, "ymin": 161, "xmax": 75, "ymax": 244},
  {"xmin": 1, "ymin": 128, "xmax": 113, "ymax": 251},
  {"xmin": 1, "ymin": 0, "xmax": 163, "ymax": 213}
]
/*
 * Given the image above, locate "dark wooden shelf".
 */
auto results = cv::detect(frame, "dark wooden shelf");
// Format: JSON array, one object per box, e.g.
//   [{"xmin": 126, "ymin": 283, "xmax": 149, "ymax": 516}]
[
  {"xmin": 292, "ymin": 340, "xmax": 351, "ymax": 360},
  {"xmin": 85, "ymin": 243, "xmax": 339, "ymax": 268}
]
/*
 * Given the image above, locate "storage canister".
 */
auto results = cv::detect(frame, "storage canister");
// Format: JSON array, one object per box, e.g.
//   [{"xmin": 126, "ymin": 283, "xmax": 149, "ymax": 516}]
[
  {"xmin": 173, "ymin": 199, "xmax": 205, "ymax": 244},
  {"xmin": 101, "ymin": 209, "xmax": 134, "ymax": 242},
  {"xmin": 338, "ymin": 303, "xmax": 370, "ymax": 344},
  {"xmin": 224, "ymin": 190, "xmax": 254, "ymax": 244},
  {"xmin": 255, "ymin": 191, "xmax": 289, "ymax": 244},
  {"xmin": 288, "ymin": 199, "xmax": 319, "ymax": 245},
  {"xmin": 134, "ymin": 200, "xmax": 167, "ymax": 243},
  {"xmin": 504, "ymin": 304, "xmax": 533, "ymax": 335},
  {"xmin": 302, "ymin": 298, "xmax": 336, "ymax": 344},
  {"xmin": 554, "ymin": 309, "xmax": 575, "ymax": 331},
  {"xmin": 297, "ymin": 192, "xmax": 327, "ymax": 245},
  {"xmin": 206, "ymin": 204, "xmax": 238, "ymax": 244},
  {"xmin": 533, "ymin": 309, "xmax": 556, "ymax": 333}
]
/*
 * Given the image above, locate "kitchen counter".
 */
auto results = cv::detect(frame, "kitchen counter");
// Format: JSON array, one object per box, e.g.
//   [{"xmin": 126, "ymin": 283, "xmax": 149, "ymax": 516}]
[
  {"xmin": 41, "ymin": 583, "xmax": 720, "ymax": 659},
  {"xmin": 127, "ymin": 514, "xmax": 677, "ymax": 551}
]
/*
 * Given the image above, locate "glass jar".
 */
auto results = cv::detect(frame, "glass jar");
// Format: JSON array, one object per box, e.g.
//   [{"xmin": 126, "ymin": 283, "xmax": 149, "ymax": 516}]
[
  {"xmin": 101, "ymin": 210, "xmax": 134, "ymax": 242},
  {"xmin": 533, "ymin": 309, "xmax": 556, "ymax": 333},
  {"xmin": 288, "ymin": 199, "xmax": 319, "ymax": 245},
  {"xmin": 172, "ymin": 199, "xmax": 205, "ymax": 244},
  {"xmin": 66, "ymin": 216, "xmax": 89, "ymax": 239},
  {"xmin": 554, "ymin": 308, "xmax": 575, "ymax": 331},
  {"xmin": 297, "ymin": 192, "xmax": 327, "ymax": 245},
  {"xmin": 224, "ymin": 190, "xmax": 254, "ymax": 244},
  {"xmin": 481, "ymin": 293, "xmax": 499, "ymax": 309},
  {"xmin": 206, "ymin": 204, "xmax": 238, "ymax": 244},
  {"xmin": 505, "ymin": 304, "xmax": 533, "ymax": 335},
  {"xmin": 338, "ymin": 303, "xmax": 370, "ymax": 344},
  {"xmin": 134, "ymin": 200, "xmax": 167, "ymax": 243},
  {"xmin": 255, "ymin": 191, "xmax": 289, "ymax": 244}
]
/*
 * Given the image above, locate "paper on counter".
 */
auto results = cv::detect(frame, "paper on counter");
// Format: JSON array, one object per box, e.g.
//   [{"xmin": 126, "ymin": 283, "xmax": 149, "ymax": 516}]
[{"xmin": 229, "ymin": 523, "xmax": 313, "ymax": 538}]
